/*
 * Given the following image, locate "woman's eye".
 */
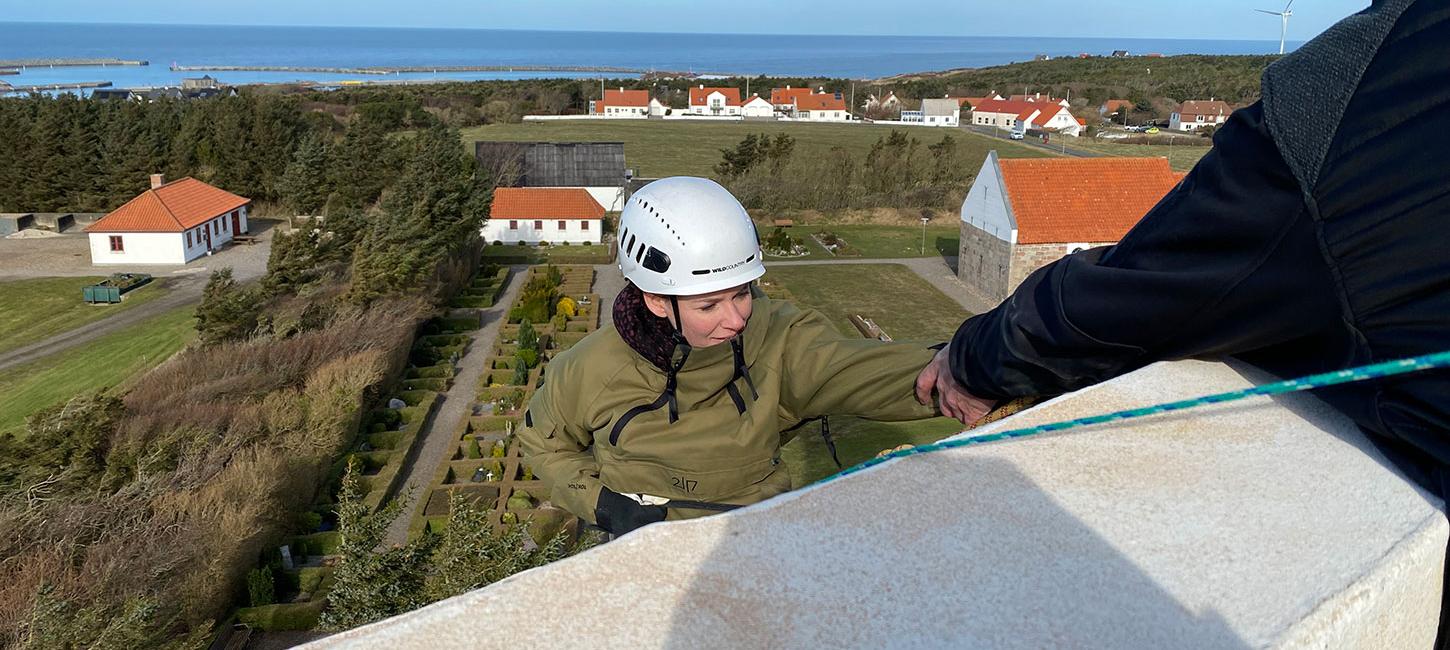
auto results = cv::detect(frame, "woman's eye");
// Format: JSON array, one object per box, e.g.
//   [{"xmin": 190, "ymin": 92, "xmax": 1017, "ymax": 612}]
[{"xmin": 699, "ymin": 304, "xmax": 716, "ymax": 312}]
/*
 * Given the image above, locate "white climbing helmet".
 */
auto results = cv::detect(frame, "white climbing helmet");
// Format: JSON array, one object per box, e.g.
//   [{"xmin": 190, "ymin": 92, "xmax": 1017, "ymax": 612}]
[{"xmin": 618, "ymin": 177, "xmax": 765, "ymax": 296}]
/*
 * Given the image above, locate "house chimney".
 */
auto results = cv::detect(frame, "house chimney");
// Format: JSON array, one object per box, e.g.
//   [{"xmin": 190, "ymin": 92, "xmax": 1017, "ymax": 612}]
[
  {"xmin": 149, "ymin": 173, "xmax": 165, "ymax": 189},
  {"xmin": 698, "ymin": 84, "xmax": 704, "ymax": 89}
]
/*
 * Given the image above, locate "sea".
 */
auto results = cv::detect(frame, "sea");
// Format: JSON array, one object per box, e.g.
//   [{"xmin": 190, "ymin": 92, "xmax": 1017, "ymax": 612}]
[{"xmin": 0, "ymin": 22, "xmax": 1300, "ymax": 93}]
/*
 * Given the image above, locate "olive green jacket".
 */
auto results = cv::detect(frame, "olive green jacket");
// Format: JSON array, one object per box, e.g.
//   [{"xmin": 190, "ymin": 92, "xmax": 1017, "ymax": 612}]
[{"xmin": 519, "ymin": 295, "xmax": 939, "ymax": 525}]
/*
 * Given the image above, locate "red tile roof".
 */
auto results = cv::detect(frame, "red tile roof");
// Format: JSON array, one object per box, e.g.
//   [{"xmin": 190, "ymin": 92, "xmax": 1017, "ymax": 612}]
[
  {"xmin": 998, "ymin": 157, "xmax": 1183, "ymax": 244},
  {"xmin": 1009, "ymin": 94, "xmax": 1065, "ymax": 104},
  {"xmin": 795, "ymin": 93, "xmax": 846, "ymax": 111},
  {"xmin": 601, "ymin": 88, "xmax": 650, "ymax": 108},
  {"xmin": 1101, "ymin": 99, "xmax": 1133, "ymax": 113},
  {"xmin": 689, "ymin": 86, "xmax": 742, "ymax": 106},
  {"xmin": 491, "ymin": 188, "xmax": 604, "ymax": 221},
  {"xmin": 771, "ymin": 86, "xmax": 814, "ymax": 105},
  {"xmin": 971, "ymin": 99, "xmax": 1049, "ymax": 116},
  {"xmin": 85, "ymin": 177, "xmax": 250, "ymax": 233},
  {"xmin": 1177, "ymin": 99, "xmax": 1233, "ymax": 118}
]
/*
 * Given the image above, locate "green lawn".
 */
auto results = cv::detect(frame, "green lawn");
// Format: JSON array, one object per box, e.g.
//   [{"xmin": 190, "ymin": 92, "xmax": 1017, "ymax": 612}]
[
  {"xmin": 1069, "ymin": 137, "xmax": 1212, "ymax": 172},
  {"xmin": 763, "ymin": 263, "xmax": 968, "ymax": 343},
  {"xmin": 462, "ymin": 120, "xmax": 1057, "ymax": 179},
  {"xmin": 764, "ymin": 224, "xmax": 960, "ymax": 260},
  {"xmin": 0, "ymin": 306, "xmax": 196, "ymax": 438},
  {"xmin": 0, "ymin": 276, "xmax": 167, "ymax": 355},
  {"xmin": 781, "ymin": 416, "xmax": 966, "ymax": 486}
]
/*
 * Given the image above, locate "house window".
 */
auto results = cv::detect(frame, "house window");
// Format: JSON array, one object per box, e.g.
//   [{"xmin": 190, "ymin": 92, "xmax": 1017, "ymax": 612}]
[
  {"xmin": 109, "ymin": 235, "xmax": 124, "ymax": 252},
  {"xmin": 581, "ymin": 221, "xmax": 590, "ymax": 231},
  {"xmin": 534, "ymin": 220, "xmax": 543, "ymax": 230},
  {"xmin": 509, "ymin": 220, "xmax": 518, "ymax": 230},
  {"xmin": 558, "ymin": 220, "xmax": 567, "ymax": 230},
  {"xmin": 186, "ymin": 230, "xmax": 192, "ymax": 247}
]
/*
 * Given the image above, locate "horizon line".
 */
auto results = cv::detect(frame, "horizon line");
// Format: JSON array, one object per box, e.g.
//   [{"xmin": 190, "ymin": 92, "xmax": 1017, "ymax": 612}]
[{"xmin": 0, "ymin": 19, "xmax": 1300, "ymax": 45}]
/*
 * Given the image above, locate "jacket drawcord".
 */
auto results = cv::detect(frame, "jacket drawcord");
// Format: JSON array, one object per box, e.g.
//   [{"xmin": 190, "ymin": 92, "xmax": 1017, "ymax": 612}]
[
  {"xmin": 730, "ymin": 337, "xmax": 759, "ymax": 400},
  {"xmin": 665, "ymin": 296, "xmax": 691, "ymax": 423}
]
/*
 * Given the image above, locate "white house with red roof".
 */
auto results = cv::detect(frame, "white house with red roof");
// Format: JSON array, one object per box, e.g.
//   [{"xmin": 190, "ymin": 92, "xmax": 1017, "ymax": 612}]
[
  {"xmin": 770, "ymin": 85, "xmax": 814, "ymax": 112},
  {"xmin": 970, "ymin": 98, "xmax": 1082, "ymax": 136},
  {"xmin": 741, "ymin": 94, "xmax": 775, "ymax": 118},
  {"xmin": 482, "ymin": 187, "xmax": 603, "ymax": 245},
  {"xmin": 1170, "ymin": 99, "xmax": 1233, "ymax": 131},
  {"xmin": 956, "ymin": 152, "xmax": 1183, "ymax": 303},
  {"xmin": 85, "ymin": 174, "xmax": 250, "ymax": 265},
  {"xmin": 594, "ymin": 88, "xmax": 651, "ymax": 118},
  {"xmin": 688, "ymin": 86, "xmax": 742, "ymax": 116},
  {"xmin": 791, "ymin": 92, "xmax": 849, "ymax": 122}
]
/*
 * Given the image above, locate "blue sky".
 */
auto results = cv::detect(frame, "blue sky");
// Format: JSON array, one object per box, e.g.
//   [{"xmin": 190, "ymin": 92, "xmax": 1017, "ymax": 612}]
[{"xmin": 3, "ymin": 0, "xmax": 1369, "ymax": 40}]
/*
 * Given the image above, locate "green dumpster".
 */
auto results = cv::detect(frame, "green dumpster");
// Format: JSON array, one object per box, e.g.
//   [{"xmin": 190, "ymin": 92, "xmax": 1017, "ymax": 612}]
[{"xmin": 82, "ymin": 273, "xmax": 152, "ymax": 304}]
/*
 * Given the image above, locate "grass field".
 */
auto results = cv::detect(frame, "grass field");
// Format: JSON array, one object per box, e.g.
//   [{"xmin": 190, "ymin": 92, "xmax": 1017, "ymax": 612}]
[
  {"xmin": 0, "ymin": 276, "xmax": 167, "ymax": 355},
  {"xmin": 0, "ymin": 305, "xmax": 196, "ymax": 438},
  {"xmin": 1070, "ymin": 137, "xmax": 1212, "ymax": 172},
  {"xmin": 765, "ymin": 224, "xmax": 961, "ymax": 260},
  {"xmin": 462, "ymin": 120, "xmax": 1057, "ymax": 178},
  {"xmin": 781, "ymin": 416, "xmax": 966, "ymax": 486},
  {"xmin": 763, "ymin": 263, "xmax": 968, "ymax": 343},
  {"xmin": 764, "ymin": 262, "xmax": 972, "ymax": 485}
]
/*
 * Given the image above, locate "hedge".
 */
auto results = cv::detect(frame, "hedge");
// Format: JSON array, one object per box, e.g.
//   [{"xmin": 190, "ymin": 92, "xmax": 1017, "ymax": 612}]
[
  {"xmin": 368, "ymin": 429, "xmax": 405, "ymax": 450},
  {"xmin": 441, "ymin": 317, "xmax": 481, "ymax": 332},
  {"xmin": 418, "ymin": 334, "xmax": 470, "ymax": 348},
  {"xmin": 290, "ymin": 531, "xmax": 342, "ymax": 556},
  {"xmin": 402, "ymin": 377, "xmax": 449, "ymax": 392},
  {"xmin": 405, "ymin": 363, "xmax": 454, "ymax": 379},
  {"xmin": 397, "ymin": 389, "xmax": 435, "ymax": 406},
  {"xmin": 236, "ymin": 600, "xmax": 325, "ymax": 631}
]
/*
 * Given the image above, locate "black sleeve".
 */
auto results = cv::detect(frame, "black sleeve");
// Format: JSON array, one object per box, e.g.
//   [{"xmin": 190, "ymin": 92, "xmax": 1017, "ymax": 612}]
[{"xmin": 950, "ymin": 102, "xmax": 1342, "ymax": 401}]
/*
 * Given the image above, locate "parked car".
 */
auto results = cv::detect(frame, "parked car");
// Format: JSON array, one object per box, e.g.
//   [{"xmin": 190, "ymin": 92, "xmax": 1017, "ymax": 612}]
[
  {"xmin": 1009, "ymin": 130, "xmax": 1025, "ymax": 140},
  {"xmin": 1144, "ymin": 127, "xmax": 1160, "ymax": 134}
]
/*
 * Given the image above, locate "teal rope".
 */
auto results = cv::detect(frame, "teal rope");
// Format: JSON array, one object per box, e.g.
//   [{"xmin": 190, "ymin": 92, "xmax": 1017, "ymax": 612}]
[{"xmin": 820, "ymin": 350, "xmax": 1450, "ymax": 484}]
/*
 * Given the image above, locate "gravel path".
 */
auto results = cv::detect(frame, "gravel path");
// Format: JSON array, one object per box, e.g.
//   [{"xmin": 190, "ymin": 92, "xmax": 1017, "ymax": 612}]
[{"xmin": 382, "ymin": 266, "xmax": 525, "ymax": 546}]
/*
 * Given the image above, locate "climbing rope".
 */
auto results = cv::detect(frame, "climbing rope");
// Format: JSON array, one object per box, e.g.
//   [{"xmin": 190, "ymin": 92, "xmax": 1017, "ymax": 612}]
[{"xmin": 819, "ymin": 350, "xmax": 1450, "ymax": 484}]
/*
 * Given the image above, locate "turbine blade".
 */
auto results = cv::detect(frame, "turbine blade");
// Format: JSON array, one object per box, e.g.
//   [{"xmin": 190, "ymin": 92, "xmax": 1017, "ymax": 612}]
[
  {"xmin": 1285, "ymin": 0, "xmax": 1294, "ymax": 10},
  {"xmin": 1255, "ymin": 8, "xmax": 1280, "ymax": 14}
]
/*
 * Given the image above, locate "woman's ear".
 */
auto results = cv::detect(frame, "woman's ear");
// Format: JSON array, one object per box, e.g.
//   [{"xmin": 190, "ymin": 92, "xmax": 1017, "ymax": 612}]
[{"xmin": 641, "ymin": 292, "xmax": 673, "ymax": 322}]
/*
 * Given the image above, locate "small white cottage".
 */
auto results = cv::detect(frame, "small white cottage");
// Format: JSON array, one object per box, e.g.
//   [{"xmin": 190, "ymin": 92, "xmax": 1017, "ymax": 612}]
[{"xmin": 85, "ymin": 174, "xmax": 251, "ymax": 265}]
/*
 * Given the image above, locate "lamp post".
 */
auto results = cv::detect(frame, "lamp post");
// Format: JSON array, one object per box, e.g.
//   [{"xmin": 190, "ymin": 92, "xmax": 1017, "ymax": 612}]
[{"xmin": 920, "ymin": 216, "xmax": 930, "ymax": 255}]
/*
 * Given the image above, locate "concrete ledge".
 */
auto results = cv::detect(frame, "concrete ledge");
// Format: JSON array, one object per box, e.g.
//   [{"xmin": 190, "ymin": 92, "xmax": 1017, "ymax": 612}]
[{"xmin": 307, "ymin": 359, "xmax": 1446, "ymax": 649}]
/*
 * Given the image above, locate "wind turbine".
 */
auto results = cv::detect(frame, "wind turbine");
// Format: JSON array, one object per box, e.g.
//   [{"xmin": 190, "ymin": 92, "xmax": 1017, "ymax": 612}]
[{"xmin": 1256, "ymin": 0, "xmax": 1294, "ymax": 55}]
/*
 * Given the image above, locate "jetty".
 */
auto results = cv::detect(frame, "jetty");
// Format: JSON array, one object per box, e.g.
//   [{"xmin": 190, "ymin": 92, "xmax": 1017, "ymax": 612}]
[
  {"xmin": 0, "ymin": 58, "xmax": 148, "ymax": 68},
  {"xmin": 0, "ymin": 81, "xmax": 114, "ymax": 93}
]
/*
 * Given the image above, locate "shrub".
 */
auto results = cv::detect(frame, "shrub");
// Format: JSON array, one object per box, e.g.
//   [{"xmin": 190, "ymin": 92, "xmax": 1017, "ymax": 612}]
[
  {"xmin": 467, "ymin": 438, "xmax": 482, "ymax": 459},
  {"xmin": 516, "ymin": 240, "xmax": 528, "ymax": 246},
  {"xmin": 556, "ymin": 296, "xmax": 578, "ymax": 318},
  {"xmin": 492, "ymin": 240, "xmax": 503, "ymax": 246},
  {"xmin": 247, "ymin": 566, "xmax": 277, "ymax": 607},
  {"xmin": 510, "ymin": 364, "xmax": 530, "ymax": 386},
  {"xmin": 517, "ymin": 319, "xmax": 539, "ymax": 354},
  {"xmin": 440, "ymin": 317, "xmax": 479, "ymax": 332},
  {"xmin": 403, "ymin": 377, "xmax": 448, "ymax": 391},
  {"xmin": 515, "ymin": 348, "xmax": 538, "ymax": 369},
  {"xmin": 292, "ymin": 531, "xmax": 343, "ymax": 556},
  {"xmin": 406, "ymin": 364, "xmax": 453, "ymax": 379},
  {"xmin": 237, "ymin": 600, "xmax": 325, "ymax": 631},
  {"xmin": 299, "ymin": 511, "xmax": 324, "ymax": 533},
  {"xmin": 550, "ymin": 313, "xmax": 567, "ymax": 331},
  {"xmin": 398, "ymin": 389, "xmax": 433, "ymax": 406},
  {"xmin": 538, "ymin": 240, "xmax": 550, "ymax": 247}
]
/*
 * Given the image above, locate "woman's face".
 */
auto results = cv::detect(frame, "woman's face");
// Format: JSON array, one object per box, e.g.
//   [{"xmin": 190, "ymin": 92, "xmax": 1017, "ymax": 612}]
[{"xmin": 643, "ymin": 283, "xmax": 754, "ymax": 348}]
